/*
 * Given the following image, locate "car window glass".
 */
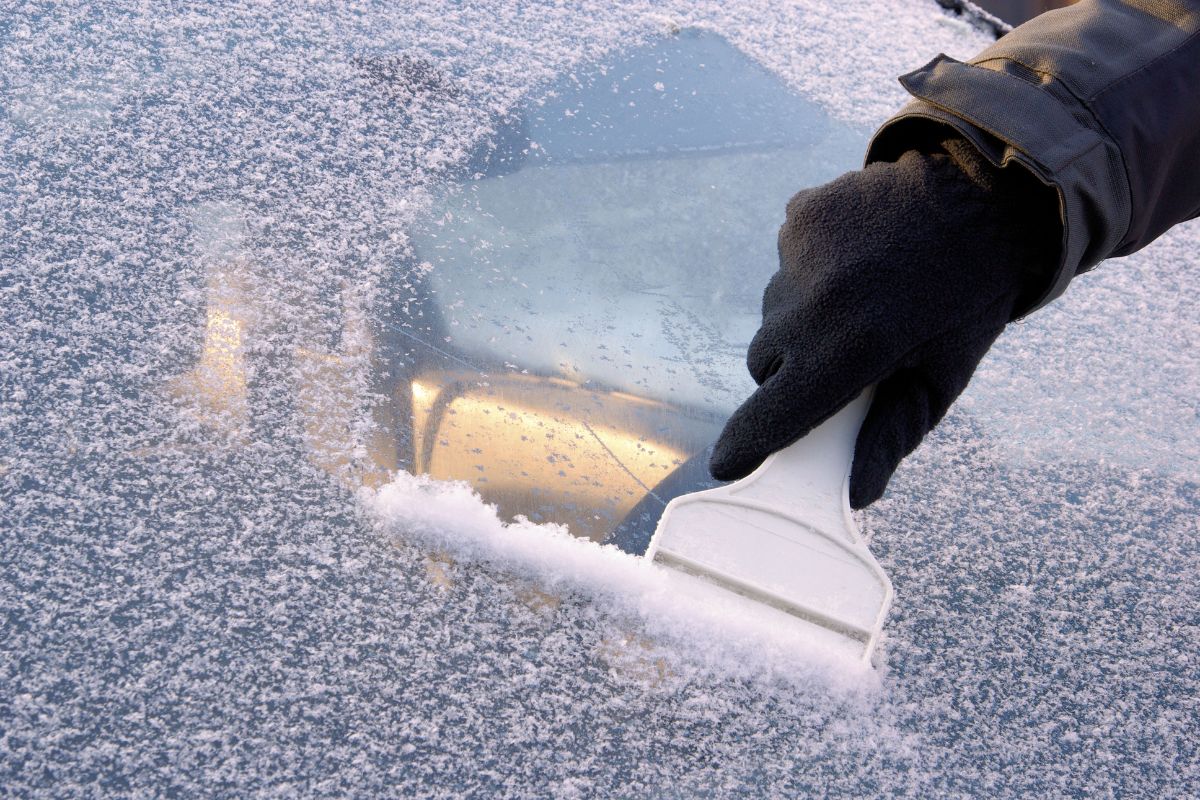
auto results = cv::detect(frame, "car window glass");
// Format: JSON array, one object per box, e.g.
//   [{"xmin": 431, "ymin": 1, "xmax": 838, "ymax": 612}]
[{"xmin": 383, "ymin": 30, "xmax": 868, "ymax": 542}]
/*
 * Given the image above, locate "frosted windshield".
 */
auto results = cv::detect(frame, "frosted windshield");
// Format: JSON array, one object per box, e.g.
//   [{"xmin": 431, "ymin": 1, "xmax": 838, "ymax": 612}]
[
  {"xmin": 382, "ymin": 32, "xmax": 867, "ymax": 542},
  {"xmin": 406, "ymin": 31, "xmax": 865, "ymax": 412},
  {"xmin": 7, "ymin": 3, "xmax": 1198, "ymax": 795}
]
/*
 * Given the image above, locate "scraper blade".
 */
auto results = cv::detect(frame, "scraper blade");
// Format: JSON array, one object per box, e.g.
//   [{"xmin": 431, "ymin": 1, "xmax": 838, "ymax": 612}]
[{"xmin": 645, "ymin": 390, "xmax": 893, "ymax": 663}]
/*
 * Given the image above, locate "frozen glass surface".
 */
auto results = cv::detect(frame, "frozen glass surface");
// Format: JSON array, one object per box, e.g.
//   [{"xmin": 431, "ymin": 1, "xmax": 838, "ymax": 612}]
[
  {"xmin": 394, "ymin": 31, "xmax": 866, "ymax": 541},
  {"xmin": 511, "ymin": 29, "xmax": 839, "ymax": 164},
  {"xmin": 4, "ymin": 2, "xmax": 1198, "ymax": 797}
]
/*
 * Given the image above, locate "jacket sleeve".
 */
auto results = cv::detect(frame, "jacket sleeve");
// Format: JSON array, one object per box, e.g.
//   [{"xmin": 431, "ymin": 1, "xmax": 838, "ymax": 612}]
[{"xmin": 866, "ymin": 0, "xmax": 1200, "ymax": 315}]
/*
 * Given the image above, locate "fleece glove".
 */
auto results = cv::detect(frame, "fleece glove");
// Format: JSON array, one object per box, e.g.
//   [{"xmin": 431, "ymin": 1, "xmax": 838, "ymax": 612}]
[{"xmin": 709, "ymin": 137, "xmax": 1061, "ymax": 508}]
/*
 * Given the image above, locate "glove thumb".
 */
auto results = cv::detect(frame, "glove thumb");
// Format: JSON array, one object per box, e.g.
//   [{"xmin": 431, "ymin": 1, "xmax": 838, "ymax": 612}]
[{"xmin": 849, "ymin": 323, "xmax": 1006, "ymax": 508}]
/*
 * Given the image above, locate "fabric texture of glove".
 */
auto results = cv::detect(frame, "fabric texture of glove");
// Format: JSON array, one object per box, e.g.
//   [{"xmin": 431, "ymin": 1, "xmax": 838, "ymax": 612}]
[{"xmin": 709, "ymin": 138, "xmax": 1061, "ymax": 508}]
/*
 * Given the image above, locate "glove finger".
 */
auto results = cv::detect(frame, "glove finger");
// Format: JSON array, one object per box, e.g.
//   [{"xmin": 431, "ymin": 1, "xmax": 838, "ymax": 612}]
[
  {"xmin": 848, "ymin": 324, "xmax": 1006, "ymax": 508},
  {"xmin": 720, "ymin": 322, "xmax": 892, "ymax": 482},
  {"xmin": 745, "ymin": 321, "xmax": 785, "ymax": 386},
  {"xmin": 847, "ymin": 371, "xmax": 931, "ymax": 509},
  {"xmin": 710, "ymin": 359, "xmax": 835, "ymax": 481}
]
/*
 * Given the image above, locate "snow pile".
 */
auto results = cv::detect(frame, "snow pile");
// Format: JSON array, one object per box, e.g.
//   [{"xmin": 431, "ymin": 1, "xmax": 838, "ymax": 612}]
[{"xmin": 363, "ymin": 471, "xmax": 880, "ymax": 692}]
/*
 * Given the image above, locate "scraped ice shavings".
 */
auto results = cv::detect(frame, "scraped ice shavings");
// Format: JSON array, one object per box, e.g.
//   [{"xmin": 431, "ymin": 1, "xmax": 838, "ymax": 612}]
[{"xmin": 362, "ymin": 472, "xmax": 881, "ymax": 691}]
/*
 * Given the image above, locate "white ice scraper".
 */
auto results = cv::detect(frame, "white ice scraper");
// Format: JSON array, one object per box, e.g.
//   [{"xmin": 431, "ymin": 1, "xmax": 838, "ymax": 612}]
[{"xmin": 645, "ymin": 390, "xmax": 893, "ymax": 663}]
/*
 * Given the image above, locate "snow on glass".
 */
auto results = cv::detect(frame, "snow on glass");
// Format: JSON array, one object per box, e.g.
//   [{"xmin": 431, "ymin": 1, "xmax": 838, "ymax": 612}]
[{"xmin": 2, "ymin": 1, "xmax": 1198, "ymax": 797}]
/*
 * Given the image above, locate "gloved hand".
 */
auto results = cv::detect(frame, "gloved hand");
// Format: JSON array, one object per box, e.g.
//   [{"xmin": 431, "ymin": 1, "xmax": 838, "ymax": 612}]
[{"xmin": 710, "ymin": 137, "xmax": 1061, "ymax": 507}]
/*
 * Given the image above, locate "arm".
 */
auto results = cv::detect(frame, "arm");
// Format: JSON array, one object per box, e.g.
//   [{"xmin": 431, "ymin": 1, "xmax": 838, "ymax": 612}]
[
  {"xmin": 710, "ymin": 0, "xmax": 1200, "ymax": 505},
  {"xmin": 870, "ymin": 0, "xmax": 1200, "ymax": 315}
]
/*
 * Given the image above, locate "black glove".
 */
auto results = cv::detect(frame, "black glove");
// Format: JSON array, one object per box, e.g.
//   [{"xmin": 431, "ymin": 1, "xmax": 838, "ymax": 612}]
[{"xmin": 710, "ymin": 137, "xmax": 1061, "ymax": 508}]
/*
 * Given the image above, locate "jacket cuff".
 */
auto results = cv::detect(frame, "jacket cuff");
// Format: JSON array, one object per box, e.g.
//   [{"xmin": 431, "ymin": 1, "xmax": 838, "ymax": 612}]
[{"xmin": 865, "ymin": 55, "xmax": 1131, "ymax": 316}]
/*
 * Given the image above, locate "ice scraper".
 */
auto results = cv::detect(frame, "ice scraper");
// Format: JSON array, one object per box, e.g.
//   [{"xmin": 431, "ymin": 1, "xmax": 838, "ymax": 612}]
[{"xmin": 645, "ymin": 389, "xmax": 892, "ymax": 663}]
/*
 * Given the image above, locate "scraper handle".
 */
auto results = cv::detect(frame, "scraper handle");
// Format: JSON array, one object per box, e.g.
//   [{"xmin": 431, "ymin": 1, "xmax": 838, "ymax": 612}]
[{"xmin": 725, "ymin": 388, "xmax": 873, "ymax": 546}]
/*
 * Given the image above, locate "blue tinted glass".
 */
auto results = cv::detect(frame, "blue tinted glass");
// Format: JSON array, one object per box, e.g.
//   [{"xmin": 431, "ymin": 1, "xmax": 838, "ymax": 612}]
[
  {"xmin": 387, "ymin": 30, "xmax": 869, "ymax": 543},
  {"xmin": 523, "ymin": 29, "xmax": 834, "ymax": 163}
]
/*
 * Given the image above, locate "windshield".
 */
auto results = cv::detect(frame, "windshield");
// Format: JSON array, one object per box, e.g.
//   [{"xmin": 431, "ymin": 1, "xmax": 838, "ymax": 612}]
[
  {"xmin": 382, "ymin": 30, "xmax": 866, "ymax": 543},
  {"xmin": 4, "ymin": 3, "xmax": 1198, "ymax": 797}
]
